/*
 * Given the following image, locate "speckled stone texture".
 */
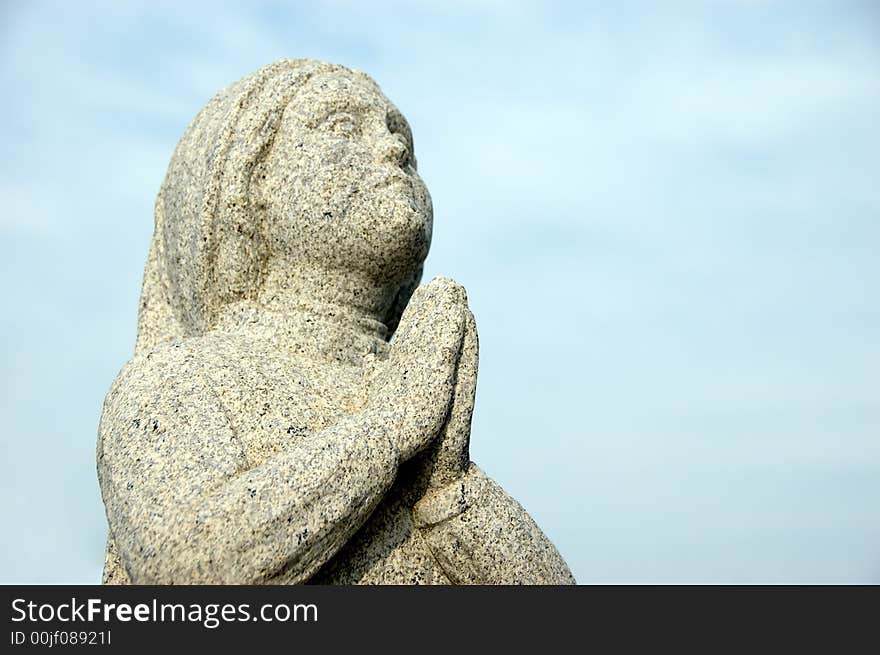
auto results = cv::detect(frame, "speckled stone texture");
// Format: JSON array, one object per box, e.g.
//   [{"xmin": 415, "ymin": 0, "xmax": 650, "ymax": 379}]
[{"xmin": 97, "ymin": 59, "xmax": 575, "ymax": 585}]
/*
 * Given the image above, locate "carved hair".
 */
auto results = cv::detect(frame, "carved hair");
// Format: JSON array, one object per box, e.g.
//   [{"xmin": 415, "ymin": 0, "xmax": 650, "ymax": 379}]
[{"xmin": 135, "ymin": 59, "xmax": 421, "ymax": 354}]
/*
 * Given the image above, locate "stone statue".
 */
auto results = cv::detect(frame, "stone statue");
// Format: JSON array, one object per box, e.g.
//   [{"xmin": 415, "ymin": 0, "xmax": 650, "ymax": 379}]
[{"xmin": 97, "ymin": 59, "xmax": 575, "ymax": 584}]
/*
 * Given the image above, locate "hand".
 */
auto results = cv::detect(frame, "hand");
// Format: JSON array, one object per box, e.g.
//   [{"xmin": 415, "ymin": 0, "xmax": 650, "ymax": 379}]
[
  {"xmin": 417, "ymin": 306, "xmax": 478, "ymax": 491},
  {"xmin": 367, "ymin": 276, "xmax": 467, "ymax": 462}
]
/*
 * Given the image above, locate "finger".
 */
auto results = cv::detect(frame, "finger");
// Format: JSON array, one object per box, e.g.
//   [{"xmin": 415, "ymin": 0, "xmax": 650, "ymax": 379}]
[
  {"xmin": 390, "ymin": 277, "xmax": 466, "ymax": 367},
  {"xmin": 388, "ymin": 281, "xmax": 429, "ymax": 348},
  {"xmin": 452, "ymin": 309, "xmax": 479, "ymax": 429},
  {"xmin": 408, "ymin": 292, "xmax": 466, "ymax": 416}
]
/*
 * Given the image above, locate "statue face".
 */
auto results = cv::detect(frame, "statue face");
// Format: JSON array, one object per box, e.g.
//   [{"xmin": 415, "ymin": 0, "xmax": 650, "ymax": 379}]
[{"xmin": 257, "ymin": 69, "xmax": 432, "ymax": 285}]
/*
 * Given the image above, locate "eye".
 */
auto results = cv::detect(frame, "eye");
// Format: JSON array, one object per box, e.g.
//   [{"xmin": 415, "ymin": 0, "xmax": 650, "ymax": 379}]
[
  {"xmin": 385, "ymin": 115, "xmax": 410, "ymax": 141},
  {"xmin": 322, "ymin": 112, "xmax": 359, "ymax": 136}
]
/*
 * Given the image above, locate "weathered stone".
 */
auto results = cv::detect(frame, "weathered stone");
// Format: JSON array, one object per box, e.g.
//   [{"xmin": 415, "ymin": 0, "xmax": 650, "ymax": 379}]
[{"xmin": 97, "ymin": 59, "xmax": 575, "ymax": 585}]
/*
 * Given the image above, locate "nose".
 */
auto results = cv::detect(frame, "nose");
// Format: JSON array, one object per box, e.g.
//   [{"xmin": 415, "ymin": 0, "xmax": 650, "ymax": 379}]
[{"xmin": 377, "ymin": 129, "xmax": 409, "ymax": 168}]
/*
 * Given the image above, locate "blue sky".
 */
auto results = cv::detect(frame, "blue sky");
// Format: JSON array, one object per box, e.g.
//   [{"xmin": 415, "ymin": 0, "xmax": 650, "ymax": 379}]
[{"xmin": 1, "ymin": 0, "xmax": 878, "ymax": 583}]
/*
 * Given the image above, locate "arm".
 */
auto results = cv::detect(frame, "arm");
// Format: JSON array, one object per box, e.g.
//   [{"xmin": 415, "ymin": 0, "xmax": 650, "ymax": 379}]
[
  {"xmin": 414, "ymin": 464, "xmax": 575, "ymax": 584},
  {"xmin": 98, "ymin": 355, "xmax": 400, "ymax": 585},
  {"xmin": 98, "ymin": 277, "xmax": 468, "ymax": 584}
]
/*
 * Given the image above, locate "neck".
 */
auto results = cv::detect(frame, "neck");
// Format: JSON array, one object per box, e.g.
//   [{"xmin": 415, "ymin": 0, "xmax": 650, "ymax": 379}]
[{"xmin": 212, "ymin": 265, "xmax": 399, "ymax": 366}]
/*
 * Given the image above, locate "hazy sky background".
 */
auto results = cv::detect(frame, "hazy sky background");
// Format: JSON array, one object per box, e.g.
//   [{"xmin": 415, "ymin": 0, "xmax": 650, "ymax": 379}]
[{"xmin": 1, "ymin": 0, "xmax": 878, "ymax": 583}]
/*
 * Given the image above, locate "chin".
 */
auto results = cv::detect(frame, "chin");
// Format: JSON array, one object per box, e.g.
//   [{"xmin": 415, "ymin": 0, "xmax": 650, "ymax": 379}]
[
  {"xmin": 339, "ymin": 203, "xmax": 429, "ymax": 284},
  {"xmin": 379, "ymin": 209, "xmax": 431, "ymax": 275}
]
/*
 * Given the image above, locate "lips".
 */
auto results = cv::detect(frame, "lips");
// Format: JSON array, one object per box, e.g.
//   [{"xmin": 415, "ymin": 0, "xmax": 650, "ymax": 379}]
[{"xmin": 370, "ymin": 170, "xmax": 411, "ymax": 189}]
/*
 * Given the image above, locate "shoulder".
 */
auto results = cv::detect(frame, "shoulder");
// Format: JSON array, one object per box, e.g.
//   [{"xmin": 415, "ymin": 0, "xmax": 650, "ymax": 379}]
[
  {"xmin": 97, "ymin": 337, "xmax": 245, "ymax": 480},
  {"xmin": 104, "ymin": 331, "xmax": 259, "ymax": 404},
  {"xmin": 99, "ymin": 337, "xmax": 238, "ymax": 448},
  {"xmin": 103, "ymin": 340, "xmax": 206, "ymax": 409}
]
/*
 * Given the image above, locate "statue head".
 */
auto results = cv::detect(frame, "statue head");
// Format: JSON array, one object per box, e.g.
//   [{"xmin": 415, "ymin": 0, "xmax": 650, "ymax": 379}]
[{"xmin": 136, "ymin": 59, "xmax": 432, "ymax": 353}]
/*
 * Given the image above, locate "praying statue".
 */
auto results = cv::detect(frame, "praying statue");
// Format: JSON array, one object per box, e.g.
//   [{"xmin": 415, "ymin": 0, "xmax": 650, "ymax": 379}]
[{"xmin": 97, "ymin": 59, "xmax": 575, "ymax": 584}]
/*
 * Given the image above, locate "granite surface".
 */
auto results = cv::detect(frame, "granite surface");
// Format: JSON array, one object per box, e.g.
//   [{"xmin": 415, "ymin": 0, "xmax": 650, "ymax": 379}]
[{"xmin": 97, "ymin": 59, "xmax": 575, "ymax": 584}]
